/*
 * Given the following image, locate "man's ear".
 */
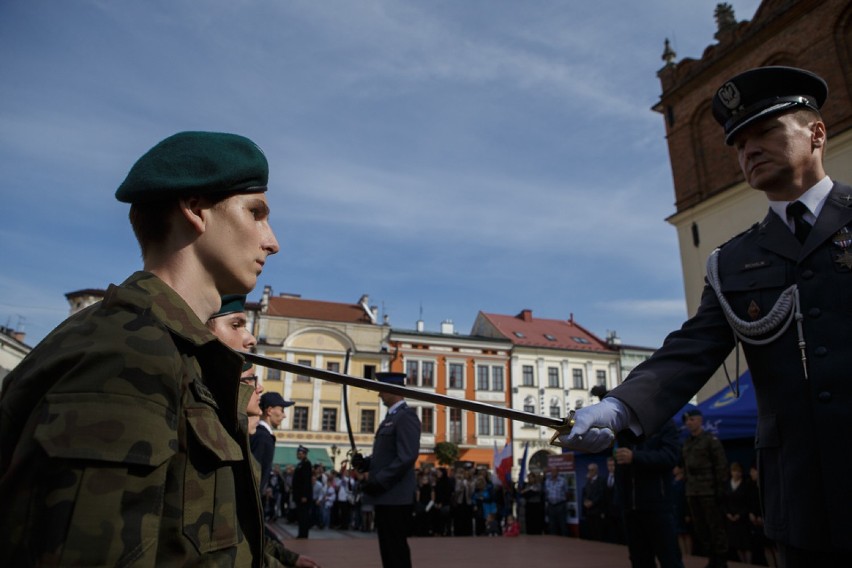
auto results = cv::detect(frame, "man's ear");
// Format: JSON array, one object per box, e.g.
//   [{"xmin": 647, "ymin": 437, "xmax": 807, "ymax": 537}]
[
  {"xmin": 178, "ymin": 196, "xmax": 209, "ymax": 235},
  {"xmin": 811, "ymin": 120, "xmax": 827, "ymax": 149}
]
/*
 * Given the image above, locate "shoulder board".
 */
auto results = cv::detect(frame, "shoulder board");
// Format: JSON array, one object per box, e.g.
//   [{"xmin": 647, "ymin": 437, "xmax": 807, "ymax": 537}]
[{"xmin": 718, "ymin": 222, "xmax": 760, "ymax": 251}]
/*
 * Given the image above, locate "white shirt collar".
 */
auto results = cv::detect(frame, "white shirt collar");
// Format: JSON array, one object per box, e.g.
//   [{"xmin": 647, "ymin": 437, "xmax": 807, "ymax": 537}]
[
  {"xmin": 768, "ymin": 176, "xmax": 833, "ymax": 230},
  {"xmin": 257, "ymin": 420, "xmax": 273, "ymax": 434},
  {"xmin": 386, "ymin": 400, "xmax": 405, "ymax": 415}
]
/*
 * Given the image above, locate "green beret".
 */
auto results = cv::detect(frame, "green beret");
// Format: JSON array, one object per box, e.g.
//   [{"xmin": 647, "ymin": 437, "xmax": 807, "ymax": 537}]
[
  {"xmin": 211, "ymin": 294, "xmax": 248, "ymax": 319},
  {"xmin": 116, "ymin": 131, "xmax": 268, "ymax": 203}
]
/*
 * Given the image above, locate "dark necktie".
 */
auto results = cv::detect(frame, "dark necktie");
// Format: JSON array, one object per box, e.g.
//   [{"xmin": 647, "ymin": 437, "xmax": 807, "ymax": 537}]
[{"xmin": 786, "ymin": 201, "xmax": 812, "ymax": 243}]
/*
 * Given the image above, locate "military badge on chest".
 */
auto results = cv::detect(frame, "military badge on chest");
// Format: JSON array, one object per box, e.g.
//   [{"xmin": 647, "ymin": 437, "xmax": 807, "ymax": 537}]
[{"xmin": 831, "ymin": 227, "xmax": 852, "ymax": 271}]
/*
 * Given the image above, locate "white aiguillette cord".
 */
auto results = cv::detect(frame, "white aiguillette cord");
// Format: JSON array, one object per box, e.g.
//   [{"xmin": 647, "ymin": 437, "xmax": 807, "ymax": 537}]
[{"xmin": 706, "ymin": 248, "xmax": 808, "ymax": 382}]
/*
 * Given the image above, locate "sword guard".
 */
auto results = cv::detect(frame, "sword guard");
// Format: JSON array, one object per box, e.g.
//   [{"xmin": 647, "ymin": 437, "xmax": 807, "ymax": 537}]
[{"xmin": 548, "ymin": 410, "xmax": 576, "ymax": 448}]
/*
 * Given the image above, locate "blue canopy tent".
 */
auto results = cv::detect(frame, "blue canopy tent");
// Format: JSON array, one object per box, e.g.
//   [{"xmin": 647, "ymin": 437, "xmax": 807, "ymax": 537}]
[{"xmin": 687, "ymin": 370, "xmax": 758, "ymax": 440}]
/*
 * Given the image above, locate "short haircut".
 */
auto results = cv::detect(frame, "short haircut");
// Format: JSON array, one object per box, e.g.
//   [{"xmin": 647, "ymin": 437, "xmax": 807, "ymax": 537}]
[
  {"xmin": 129, "ymin": 200, "xmax": 177, "ymax": 257},
  {"xmin": 128, "ymin": 194, "xmax": 228, "ymax": 258}
]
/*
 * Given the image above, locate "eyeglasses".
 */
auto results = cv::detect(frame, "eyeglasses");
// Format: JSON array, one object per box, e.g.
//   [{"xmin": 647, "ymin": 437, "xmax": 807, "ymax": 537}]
[{"xmin": 240, "ymin": 375, "xmax": 258, "ymax": 388}]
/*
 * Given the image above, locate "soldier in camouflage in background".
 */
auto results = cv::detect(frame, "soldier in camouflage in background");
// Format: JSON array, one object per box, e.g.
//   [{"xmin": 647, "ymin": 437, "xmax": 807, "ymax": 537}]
[
  {"xmin": 0, "ymin": 131, "xmax": 284, "ymax": 566},
  {"xmin": 682, "ymin": 409, "xmax": 729, "ymax": 568}
]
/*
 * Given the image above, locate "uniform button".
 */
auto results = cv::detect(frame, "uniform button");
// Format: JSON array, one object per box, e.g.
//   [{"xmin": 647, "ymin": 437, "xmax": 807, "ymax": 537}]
[
  {"xmin": 818, "ymin": 391, "xmax": 832, "ymax": 403},
  {"xmin": 802, "ymin": 270, "xmax": 814, "ymax": 279},
  {"xmin": 815, "ymin": 346, "xmax": 828, "ymax": 357},
  {"xmin": 808, "ymin": 308, "xmax": 822, "ymax": 318}
]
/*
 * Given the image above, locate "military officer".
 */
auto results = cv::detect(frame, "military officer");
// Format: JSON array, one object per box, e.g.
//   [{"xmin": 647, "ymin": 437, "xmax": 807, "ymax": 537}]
[
  {"xmin": 355, "ymin": 372, "xmax": 420, "ymax": 568},
  {"xmin": 0, "ymin": 132, "xmax": 281, "ymax": 566},
  {"xmin": 561, "ymin": 66, "xmax": 852, "ymax": 566}
]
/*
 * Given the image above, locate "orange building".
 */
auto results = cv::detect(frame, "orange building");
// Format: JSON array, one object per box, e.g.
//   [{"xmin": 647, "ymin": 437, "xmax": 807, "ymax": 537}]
[{"xmin": 387, "ymin": 321, "xmax": 513, "ymax": 469}]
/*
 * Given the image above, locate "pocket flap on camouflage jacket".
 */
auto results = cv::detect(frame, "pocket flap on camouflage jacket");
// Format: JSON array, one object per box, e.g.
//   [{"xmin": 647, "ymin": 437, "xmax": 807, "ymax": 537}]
[
  {"xmin": 34, "ymin": 393, "xmax": 177, "ymax": 466},
  {"xmin": 185, "ymin": 406, "xmax": 244, "ymax": 462}
]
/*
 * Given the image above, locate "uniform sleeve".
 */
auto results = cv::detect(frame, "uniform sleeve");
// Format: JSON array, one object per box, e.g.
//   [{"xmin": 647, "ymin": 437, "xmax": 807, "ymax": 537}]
[
  {"xmin": 265, "ymin": 537, "xmax": 301, "ymax": 567},
  {"xmin": 372, "ymin": 411, "xmax": 421, "ymax": 490},
  {"xmin": 609, "ymin": 282, "xmax": 736, "ymax": 437},
  {"xmin": 1, "ymin": 324, "xmax": 183, "ymax": 566}
]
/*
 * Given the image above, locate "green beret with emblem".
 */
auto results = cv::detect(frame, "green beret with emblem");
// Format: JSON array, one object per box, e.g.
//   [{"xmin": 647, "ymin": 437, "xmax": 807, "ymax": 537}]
[
  {"xmin": 211, "ymin": 294, "xmax": 248, "ymax": 319},
  {"xmin": 116, "ymin": 131, "xmax": 268, "ymax": 203}
]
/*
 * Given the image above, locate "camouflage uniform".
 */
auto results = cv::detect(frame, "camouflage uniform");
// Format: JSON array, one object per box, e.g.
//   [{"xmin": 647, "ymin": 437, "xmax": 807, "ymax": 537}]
[
  {"xmin": 682, "ymin": 430, "xmax": 728, "ymax": 564},
  {"xmin": 0, "ymin": 272, "xmax": 270, "ymax": 567}
]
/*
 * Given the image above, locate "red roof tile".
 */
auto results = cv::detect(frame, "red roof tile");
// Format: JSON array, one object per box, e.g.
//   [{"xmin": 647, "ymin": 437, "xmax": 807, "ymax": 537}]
[
  {"xmin": 479, "ymin": 310, "xmax": 612, "ymax": 352},
  {"xmin": 266, "ymin": 296, "xmax": 374, "ymax": 324}
]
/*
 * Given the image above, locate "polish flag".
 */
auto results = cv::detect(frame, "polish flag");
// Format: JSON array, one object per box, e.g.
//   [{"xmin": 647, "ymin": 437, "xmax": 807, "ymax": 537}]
[{"xmin": 493, "ymin": 441, "xmax": 513, "ymax": 486}]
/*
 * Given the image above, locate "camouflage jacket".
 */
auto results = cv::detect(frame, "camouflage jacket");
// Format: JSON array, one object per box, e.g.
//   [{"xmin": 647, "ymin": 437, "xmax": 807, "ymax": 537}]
[
  {"xmin": 682, "ymin": 430, "xmax": 728, "ymax": 497},
  {"xmin": 0, "ymin": 272, "xmax": 268, "ymax": 567}
]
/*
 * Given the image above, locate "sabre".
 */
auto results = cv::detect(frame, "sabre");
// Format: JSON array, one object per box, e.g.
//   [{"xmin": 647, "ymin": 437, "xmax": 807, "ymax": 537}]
[{"xmin": 241, "ymin": 351, "xmax": 575, "ymax": 447}]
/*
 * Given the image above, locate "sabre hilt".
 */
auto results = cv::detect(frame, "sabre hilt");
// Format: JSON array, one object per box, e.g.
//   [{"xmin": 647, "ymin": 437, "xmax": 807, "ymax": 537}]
[{"xmin": 548, "ymin": 410, "xmax": 576, "ymax": 447}]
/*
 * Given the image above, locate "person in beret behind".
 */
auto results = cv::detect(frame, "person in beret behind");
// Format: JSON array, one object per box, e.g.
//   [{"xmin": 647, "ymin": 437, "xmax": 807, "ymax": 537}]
[
  {"xmin": 561, "ymin": 66, "xmax": 852, "ymax": 567},
  {"xmin": 208, "ymin": 297, "xmax": 321, "ymax": 568},
  {"xmin": 0, "ymin": 132, "xmax": 281, "ymax": 566}
]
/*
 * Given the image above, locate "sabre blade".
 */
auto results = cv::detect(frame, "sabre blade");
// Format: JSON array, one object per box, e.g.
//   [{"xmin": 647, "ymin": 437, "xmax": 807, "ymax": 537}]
[{"xmin": 241, "ymin": 351, "xmax": 565, "ymax": 431}]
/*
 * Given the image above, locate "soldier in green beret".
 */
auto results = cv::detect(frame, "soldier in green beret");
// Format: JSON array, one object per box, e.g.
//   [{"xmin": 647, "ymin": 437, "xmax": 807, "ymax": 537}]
[
  {"xmin": 0, "ymin": 131, "xmax": 289, "ymax": 566},
  {"xmin": 206, "ymin": 295, "xmax": 322, "ymax": 568}
]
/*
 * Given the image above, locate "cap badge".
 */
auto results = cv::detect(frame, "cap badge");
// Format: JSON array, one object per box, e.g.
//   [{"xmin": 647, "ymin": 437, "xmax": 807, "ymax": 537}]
[{"xmin": 718, "ymin": 81, "xmax": 742, "ymax": 111}]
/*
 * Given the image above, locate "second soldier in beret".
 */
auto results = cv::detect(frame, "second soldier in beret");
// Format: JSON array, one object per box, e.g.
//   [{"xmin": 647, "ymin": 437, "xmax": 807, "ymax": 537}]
[
  {"xmin": 563, "ymin": 66, "xmax": 852, "ymax": 566},
  {"xmin": 0, "ymin": 132, "xmax": 281, "ymax": 566}
]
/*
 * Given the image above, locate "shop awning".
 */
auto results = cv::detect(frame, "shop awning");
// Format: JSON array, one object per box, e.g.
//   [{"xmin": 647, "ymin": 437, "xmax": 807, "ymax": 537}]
[{"xmin": 273, "ymin": 445, "xmax": 333, "ymax": 469}]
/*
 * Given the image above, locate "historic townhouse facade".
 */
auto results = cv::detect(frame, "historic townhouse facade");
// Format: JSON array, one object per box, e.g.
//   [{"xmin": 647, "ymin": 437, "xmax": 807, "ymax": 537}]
[
  {"xmin": 471, "ymin": 310, "xmax": 621, "ymax": 475},
  {"xmin": 251, "ymin": 287, "xmax": 390, "ymax": 467}
]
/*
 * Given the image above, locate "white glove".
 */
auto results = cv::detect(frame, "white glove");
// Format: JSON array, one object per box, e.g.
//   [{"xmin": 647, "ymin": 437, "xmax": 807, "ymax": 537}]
[{"xmin": 558, "ymin": 398, "xmax": 630, "ymax": 453}]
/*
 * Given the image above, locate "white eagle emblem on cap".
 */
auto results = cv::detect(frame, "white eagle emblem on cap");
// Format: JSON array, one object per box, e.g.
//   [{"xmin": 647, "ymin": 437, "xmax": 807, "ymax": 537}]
[{"xmin": 718, "ymin": 81, "xmax": 742, "ymax": 111}]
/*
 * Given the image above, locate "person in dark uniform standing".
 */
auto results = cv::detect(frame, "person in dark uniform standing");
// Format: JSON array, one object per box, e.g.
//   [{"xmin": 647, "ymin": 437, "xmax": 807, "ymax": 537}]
[
  {"xmin": 614, "ymin": 418, "xmax": 684, "ymax": 568},
  {"xmin": 251, "ymin": 392, "xmax": 294, "ymax": 497},
  {"xmin": 682, "ymin": 409, "xmax": 728, "ymax": 567},
  {"xmin": 353, "ymin": 372, "xmax": 420, "ymax": 568},
  {"xmin": 292, "ymin": 445, "xmax": 314, "ymax": 539},
  {"xmin": 562, "ymin": 67, "xmax": 851, "ymax": 567}
]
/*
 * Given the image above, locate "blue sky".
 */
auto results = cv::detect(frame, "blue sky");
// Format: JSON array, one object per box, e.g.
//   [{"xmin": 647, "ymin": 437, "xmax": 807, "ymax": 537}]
[{"xmin": 0, "ymin": 0, "xmax": 762, "ymax": 348}]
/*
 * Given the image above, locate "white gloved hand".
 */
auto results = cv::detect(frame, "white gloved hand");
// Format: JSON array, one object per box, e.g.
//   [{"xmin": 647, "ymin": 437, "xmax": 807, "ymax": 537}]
[{"xmin": 558, "ymin": 398, "xmax": 630, "ymax": 453}]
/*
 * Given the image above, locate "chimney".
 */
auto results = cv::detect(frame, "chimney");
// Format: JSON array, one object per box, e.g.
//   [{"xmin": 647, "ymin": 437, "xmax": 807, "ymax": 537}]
[
  {"xmin": 441, "ymin": 320, "xmax": 454, "ymax": 335},
  {"xmin": 606, "ymin": 330, "xmax": 622, "ymax": 346},
  {"xmin": 358, "ymin": 294, "xmax": 377, "ymax": 324},
  {"xmin": 518, "ymin": 309, "xmax": 533, "ymax": 322},
  {"xmin": 416, "ymin": 320, "xmax": 425, "ymax": 332},
  {"xmin": 261, "ymin": 285, "xmax": 271, "ymax": 313}
]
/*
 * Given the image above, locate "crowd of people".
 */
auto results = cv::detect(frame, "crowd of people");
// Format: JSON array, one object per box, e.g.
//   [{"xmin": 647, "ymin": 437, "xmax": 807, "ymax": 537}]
[{"xmin": 256, "ymin": 430, "xmax": 779, "ymax": 568}]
